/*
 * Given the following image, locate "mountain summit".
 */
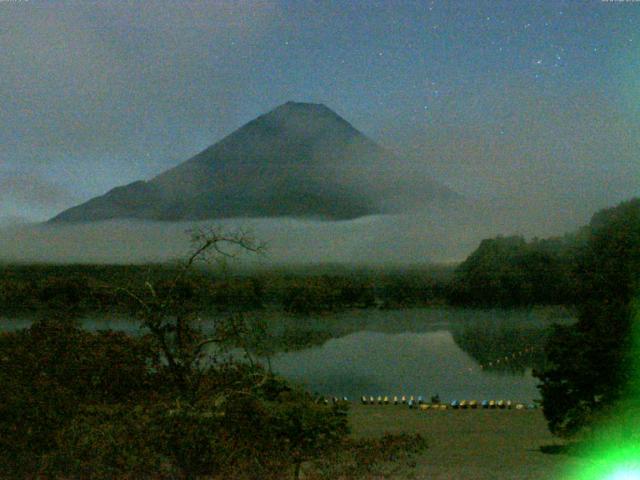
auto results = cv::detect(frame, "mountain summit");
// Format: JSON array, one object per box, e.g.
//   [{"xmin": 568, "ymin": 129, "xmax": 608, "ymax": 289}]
[{"xmin": 51, "ymin": 102, "xmax": 454, "ymax": 222}]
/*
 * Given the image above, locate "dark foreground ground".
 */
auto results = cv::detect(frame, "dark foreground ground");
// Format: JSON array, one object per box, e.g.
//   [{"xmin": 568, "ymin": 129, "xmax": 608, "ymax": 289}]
[{"xmin": 348, "ymin": 405, "xmax": 587, "ymax": 479}]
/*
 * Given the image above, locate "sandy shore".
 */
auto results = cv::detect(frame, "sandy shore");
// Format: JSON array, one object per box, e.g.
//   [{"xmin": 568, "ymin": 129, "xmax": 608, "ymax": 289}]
[{"xmin": 348, "ymin": 404, "xmax": 587, "ymax": 479}]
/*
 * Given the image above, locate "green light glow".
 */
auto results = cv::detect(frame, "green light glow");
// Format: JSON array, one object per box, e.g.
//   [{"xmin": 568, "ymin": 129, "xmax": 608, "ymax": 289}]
[
  {"xmin": 607, "ymin": 468, "xmax": 640, "ymax": 480},
  {"xmin": 563, "ymin": 299, "xmax": 640, "ymax": 480},
  {"xmin": 571, "ymin": 446, "xmax": 640, "ymax": 480}
]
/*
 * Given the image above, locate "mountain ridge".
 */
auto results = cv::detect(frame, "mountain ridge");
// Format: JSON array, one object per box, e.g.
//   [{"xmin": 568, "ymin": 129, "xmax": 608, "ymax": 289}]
[{"xmin": 50, "ymin": 102, "xmax": 455, "ymax": 223}]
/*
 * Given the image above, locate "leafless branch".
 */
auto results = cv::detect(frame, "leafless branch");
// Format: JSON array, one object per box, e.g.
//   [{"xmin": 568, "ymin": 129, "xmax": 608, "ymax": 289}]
[{"xmin": 112, "ymin": 286, "xmax": 152, "ymax": 313}]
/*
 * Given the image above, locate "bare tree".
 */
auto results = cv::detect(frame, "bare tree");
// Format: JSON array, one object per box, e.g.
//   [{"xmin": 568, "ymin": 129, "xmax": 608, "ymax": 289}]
[{"xmin": 116, "ymin": 226, "xmax": 265, "ymax": 400}]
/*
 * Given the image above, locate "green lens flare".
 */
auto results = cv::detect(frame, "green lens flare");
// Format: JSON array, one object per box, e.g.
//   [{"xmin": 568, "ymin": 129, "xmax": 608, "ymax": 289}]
[
  {"xmin": 571, "ymin": 447, "xmax": 640, "ymax": 480},
  {"xmin": 564, "ymin": 299, "xmax": 640, "ymax": 480},
  {"xmin": 607, "ymin": 467, "xmax": 640, "ymax": 480}
]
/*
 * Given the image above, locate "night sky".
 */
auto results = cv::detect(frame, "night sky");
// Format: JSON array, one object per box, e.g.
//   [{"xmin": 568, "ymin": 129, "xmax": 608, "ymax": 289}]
[{"xmin": 1, "ymin": 0, "xmax": 639, "ymax": 226}]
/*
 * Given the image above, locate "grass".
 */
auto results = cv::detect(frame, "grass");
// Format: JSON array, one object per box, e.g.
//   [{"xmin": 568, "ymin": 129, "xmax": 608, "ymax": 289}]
[{"xmin": 347, "ymin": 404, "xmax": 588, "ymax": 479}]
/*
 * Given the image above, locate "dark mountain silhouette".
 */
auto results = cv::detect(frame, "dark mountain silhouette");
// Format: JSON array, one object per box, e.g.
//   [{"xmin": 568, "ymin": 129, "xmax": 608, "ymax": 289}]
[{"xmin": 50, "ymin": 102, "xmax": 455, "ymax": 223}]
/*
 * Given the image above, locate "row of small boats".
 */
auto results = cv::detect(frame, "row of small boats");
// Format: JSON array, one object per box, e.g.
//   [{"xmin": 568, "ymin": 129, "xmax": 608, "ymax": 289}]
[
  {"xmin": 315, "ymin": 396, "xmax": 537, "ymax": 410},
  {"xmin": 358, "ymin": 396, "xmax": 537, "ymax": 410}
]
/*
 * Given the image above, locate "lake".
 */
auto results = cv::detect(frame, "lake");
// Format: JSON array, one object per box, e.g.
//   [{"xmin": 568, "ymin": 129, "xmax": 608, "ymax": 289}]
[{"xmin": 1, "ymin": 307, "xmax": 574, "ymax": 403}]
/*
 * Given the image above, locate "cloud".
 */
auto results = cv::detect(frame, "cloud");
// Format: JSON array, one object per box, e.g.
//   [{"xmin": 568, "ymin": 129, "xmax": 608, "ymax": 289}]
[
  {"xmin": 380, "ymin": 84, "xmax": 640, "ymax": 206},
  {"xmin": 0, "ymin": 1, "xmax": 281, "ymax": 215},
  {"xmin": 0, "ymin": 193, "xmax": 596, "ymax": 266},
  {"xmin": 0, "ymin": 171, "xmax": 78, "ymax": 207}
]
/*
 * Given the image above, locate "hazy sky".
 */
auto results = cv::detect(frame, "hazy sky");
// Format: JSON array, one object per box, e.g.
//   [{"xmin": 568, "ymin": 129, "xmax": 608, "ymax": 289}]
[{"xmin": 1, "ymin": 0, "xmax": 639, "ymax": 225}]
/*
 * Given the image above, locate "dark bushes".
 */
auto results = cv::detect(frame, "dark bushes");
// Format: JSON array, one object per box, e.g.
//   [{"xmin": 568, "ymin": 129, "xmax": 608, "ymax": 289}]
[{"xmin": 0, "ymin": 317, "xmax": 350, "ymax": 479}]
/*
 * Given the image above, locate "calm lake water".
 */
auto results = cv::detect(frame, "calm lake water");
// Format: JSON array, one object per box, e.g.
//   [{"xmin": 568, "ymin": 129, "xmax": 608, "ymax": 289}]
[{"xmin": 1, "ymin": 307, "xmax": 574, "ymax": 403}]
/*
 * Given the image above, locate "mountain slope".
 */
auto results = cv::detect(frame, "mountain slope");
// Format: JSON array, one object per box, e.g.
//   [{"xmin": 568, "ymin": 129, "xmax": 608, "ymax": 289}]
[{"xmin": 51, "ymin": 102, "xmax": 454, "ymax": 223}]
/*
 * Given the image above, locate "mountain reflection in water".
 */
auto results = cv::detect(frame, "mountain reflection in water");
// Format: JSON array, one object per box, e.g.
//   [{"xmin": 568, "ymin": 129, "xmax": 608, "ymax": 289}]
[{"xmin": 256, "ymin": 308, "xmax": 573, "ymax": 403}]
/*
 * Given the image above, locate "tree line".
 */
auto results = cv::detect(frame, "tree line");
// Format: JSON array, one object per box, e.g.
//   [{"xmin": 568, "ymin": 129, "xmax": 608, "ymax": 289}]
[
  {"xmin": 1, "ymin": 252, "xmax": 580, "ymax": 315},
  {"xmin": 0, "ymin": 264, "xmax": 454, "ymax": 316},
  {"xmin": 447, "ymin": 233, "xmax": 584, "ymax": 307},
  {"xmin": 2, "ymin": 227, "xmax": 602, "ymax": 314}
]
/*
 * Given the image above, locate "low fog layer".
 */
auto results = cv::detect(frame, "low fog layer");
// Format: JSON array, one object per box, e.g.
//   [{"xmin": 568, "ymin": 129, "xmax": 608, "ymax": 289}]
[{"xmin": 0, "ymin": 195, "xmax": 595, "ymax": 265}]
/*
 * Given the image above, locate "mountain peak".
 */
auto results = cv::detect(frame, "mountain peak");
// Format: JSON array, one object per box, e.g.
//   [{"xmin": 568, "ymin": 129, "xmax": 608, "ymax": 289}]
[
  {"xmin": 261, "ymin": 101, "xmax": 345, "ymax": 120},
  {"xmin": 275, "ymin": 101, "xmax": 333, "ymax": 112},
  {"xmin": 245, "ymin": 101, "xmax": 357, "ymax": 140},
  {"xmin": 282, "ymin": 100, "xmax": 327, "ymax": 108}
]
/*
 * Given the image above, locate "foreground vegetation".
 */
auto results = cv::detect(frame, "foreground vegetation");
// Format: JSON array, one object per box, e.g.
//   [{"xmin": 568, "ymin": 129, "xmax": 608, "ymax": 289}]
[{"xmin": 0, "ymin": 229, "xmax": 426, "ymax": 479}]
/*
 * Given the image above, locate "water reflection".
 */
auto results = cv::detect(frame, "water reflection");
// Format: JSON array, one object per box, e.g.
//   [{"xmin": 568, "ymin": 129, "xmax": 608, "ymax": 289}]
[
  {"xmin": 451, "ymin": 322, "xmax": 548, "ymax": 375},
  {"xmin": 1, "ymin": 307, "xmax": 573, "ymax": 402},
  {"xmin": 267, "ymin": 330, "xmax": 537, "ymax": 402},
  {"xmin": 254, "ymin": 308, "xmax": 573, "ymax": 402}
]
